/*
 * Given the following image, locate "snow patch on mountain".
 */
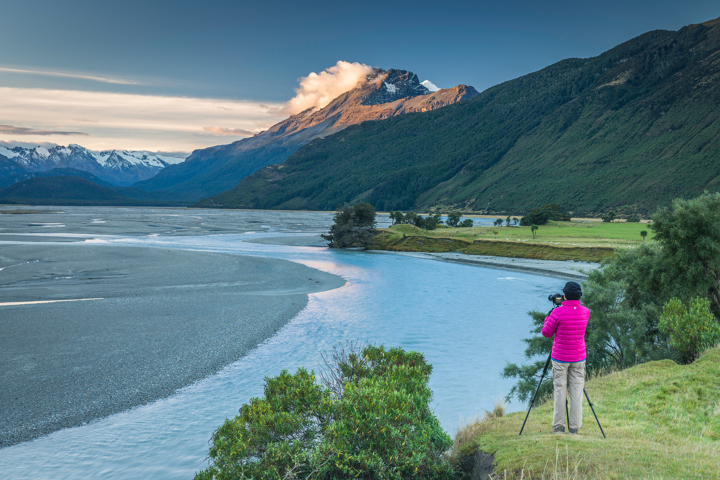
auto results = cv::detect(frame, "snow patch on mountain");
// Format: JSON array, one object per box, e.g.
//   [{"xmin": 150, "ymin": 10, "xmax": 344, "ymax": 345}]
[
  {"xmin": 421, "ymin": 80, "xmax": 440, "ymax": 92},
  {"xmin": 0, "ymin": 146, "xmax": 21, "ymax": 159},
  {"xmin": 384, "ymin": 82, "xmax": 397, "ymax": 94}
]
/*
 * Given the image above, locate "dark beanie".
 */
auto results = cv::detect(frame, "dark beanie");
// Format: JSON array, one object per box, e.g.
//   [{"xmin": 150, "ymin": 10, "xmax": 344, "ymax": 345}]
[{"xmin": 563, "ymin": 281, "xmax": 582, "ymax": 300}]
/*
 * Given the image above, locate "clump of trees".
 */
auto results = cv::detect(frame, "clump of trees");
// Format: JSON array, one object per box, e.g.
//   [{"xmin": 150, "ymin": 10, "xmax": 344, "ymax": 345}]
[
  {"xmin": 195, "ymin": 344, "xmax": 455, "ymax": 480},
  {"xmin": 519, "ymin": 204, "xmax": 570, "ymax": 226},
  {"xmin": 602, "ymin": 210, "xmax": 617, "ymax": 222},
  {"xmin": 626, "ymin": 215, "xmax": 641, "ymax": 222},
  {"xmin": 493, "ymin": 216, "xmax": 519, "ymax": 227},
  {"xmin": 504, "ymin": 192, "xmax": 720, "ymax": 402},
  {"xmin": 389, "ymin": 211, "xmax": 473, "ymax": 230},
  {"xmin": 322, "ymin": 202, "xmax": 378, "ymax": 248}
]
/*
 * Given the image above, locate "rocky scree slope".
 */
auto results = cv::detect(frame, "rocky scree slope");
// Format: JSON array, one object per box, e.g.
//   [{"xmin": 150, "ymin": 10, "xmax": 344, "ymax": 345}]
[
  {"xmin": 197, "ymin": 18, "xmax": 720, "ymax": 215},
  {"xmin": 135, "ymin": 69, "xmax": 478, "ymax": 201}
]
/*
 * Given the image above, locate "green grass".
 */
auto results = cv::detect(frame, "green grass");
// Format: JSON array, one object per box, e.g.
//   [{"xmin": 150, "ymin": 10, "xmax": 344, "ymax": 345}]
[
  {"xmin": 368, "ymin": 221, "xmax": 647, "ymax": 262},
  {"xmin": 453, "ymin": 346, "xmax": 720, "ymax": 479}
]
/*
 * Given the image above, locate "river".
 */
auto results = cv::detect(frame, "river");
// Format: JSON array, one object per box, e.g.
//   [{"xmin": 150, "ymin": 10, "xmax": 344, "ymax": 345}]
[{"xmin": 0, "ymin": 207, "xmax": 560, "ymax": 479}]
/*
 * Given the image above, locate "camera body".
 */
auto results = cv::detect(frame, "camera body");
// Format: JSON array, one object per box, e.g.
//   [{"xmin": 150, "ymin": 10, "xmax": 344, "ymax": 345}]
[{"xmin": 548, "ymin": 293, "xmax": 563, "ymax": 306}]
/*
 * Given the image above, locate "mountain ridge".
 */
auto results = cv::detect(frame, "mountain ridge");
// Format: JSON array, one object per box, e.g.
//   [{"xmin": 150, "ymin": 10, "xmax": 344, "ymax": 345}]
[
  {"xmin": 134, "ymin": 69, "xmax": 478, "ymax": 200},
  {"xmin": 0, "ymin": 144, "xmax": 185, "ymax": 187},
  {"xmin": 195, "ymin": 18, "xmax": 720, "ymax": 215}
]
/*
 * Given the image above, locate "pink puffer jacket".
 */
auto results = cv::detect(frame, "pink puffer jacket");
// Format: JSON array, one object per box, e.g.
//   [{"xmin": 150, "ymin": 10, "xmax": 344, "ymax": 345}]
[{"xmin": 542, "ymin": 300, "xmax": 589, "ymax": 362}]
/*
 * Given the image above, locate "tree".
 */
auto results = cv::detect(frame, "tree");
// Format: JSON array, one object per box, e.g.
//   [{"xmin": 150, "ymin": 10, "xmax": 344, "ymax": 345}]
[
  {"xmin": 505, "ymin": 216, "xmax": 511, "ymax": 227},
  {"xmin": 195, "ymin": 344, "xmax": 455, "ymax": 480},
  {"xmin": 493, "ymin": 218, "xmax": 503, "ymax": 227},
  {"xmin": 446, "ymin": 211, "xmax": 461, "ymax": 228},
  {"xmin": 503, "ymin": 193, "xmax": 720, "ymax": 403},
  {"xmin": 321, "ymin": 202, "xmax": 378, "ymax": 248},
  {"xmin": 602, "ymin": 210, "xmax": 617, "ymax": 223},
  {"xmin": 512, "ymin": 217, "xmax": 520, "ymax": 226},
  {"xmin": 460, "ymin": 219, "xmax": 474, "ymax": 228},
  {"xmin": 389, "ymin": 211, "xmax": 404, "ymax": 225},
  {"xmin": 640, "ymin": 230, "xmax": 648, "ymax": 241},
  {"xmin": 531, "ymin": 224, "xmax": 538, "ymax": 239},
  {"xmin": 627, "ymin": 215, "xmax": 641, "ymax": 223},
  {"xmin": 651, "ymin": 192, "xmax": 720, "ymax": 318},
  {"xmin": 519, "ymin": 204, "xmax": 565, "ymax": 226}
]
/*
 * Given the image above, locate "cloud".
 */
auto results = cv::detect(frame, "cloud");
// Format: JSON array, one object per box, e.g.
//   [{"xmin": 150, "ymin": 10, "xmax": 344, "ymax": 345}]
[
  {"xmin": 0, "ymin": 87, "xmax": 286, "ymax": 152},
  {"xmin": 203, "ymin": 126, "xmax": 257, "ymax": 136},
  {"xmin": 0, "ymin": 66, "xmax": 140, "ymax": 85},
  {"xmin": 285, "ymin": 61, "xmax": 374, "ymax": 115},
  {"xmin": 0, "ymin": 124, "xmax": 88, "ymax": 136},
  {"xmin": 0, "ymin": 140, "xmax": 58, "ymax": 149}
]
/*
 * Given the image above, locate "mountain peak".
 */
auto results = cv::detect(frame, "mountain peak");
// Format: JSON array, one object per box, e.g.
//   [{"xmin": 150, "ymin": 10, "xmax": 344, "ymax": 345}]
[{"xmin": 360, "ymin": 68, "xmax": 429, "ymax": 106}]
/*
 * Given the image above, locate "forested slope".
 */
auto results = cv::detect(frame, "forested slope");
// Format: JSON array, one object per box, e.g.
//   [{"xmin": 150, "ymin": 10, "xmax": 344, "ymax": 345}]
[{"xmin": 197, "ymin": 18, "xmax": 720, "ymax": 215}]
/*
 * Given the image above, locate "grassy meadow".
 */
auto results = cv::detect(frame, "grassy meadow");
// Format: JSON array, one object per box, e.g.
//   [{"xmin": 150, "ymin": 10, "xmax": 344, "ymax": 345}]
[
  {"xmin": 452, "ymin": 346, "xmax": 720, "ymax": 479},
  {"xmin": 369, "ymin": 220, "xmax": 652, "ymax": 262}
]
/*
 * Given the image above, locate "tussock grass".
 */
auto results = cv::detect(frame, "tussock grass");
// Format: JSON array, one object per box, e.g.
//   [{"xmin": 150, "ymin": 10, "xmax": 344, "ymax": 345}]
[{"xmin": 455, "ymin": 346, "xmax": 720, "ymax": 479}]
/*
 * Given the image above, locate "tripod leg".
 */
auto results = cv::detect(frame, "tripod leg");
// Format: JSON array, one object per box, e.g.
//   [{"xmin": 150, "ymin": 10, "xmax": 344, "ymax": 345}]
[
  {"xmin": 519, "ymin": 354, "xmax": 552, "ymax": 435},
  {"xmin": 584, "ymin": 388, "xmax": 606, "ymax": 438},
  {"xmin": 566, "ymin": 398, "xmax": 569, "ymax": 429}
]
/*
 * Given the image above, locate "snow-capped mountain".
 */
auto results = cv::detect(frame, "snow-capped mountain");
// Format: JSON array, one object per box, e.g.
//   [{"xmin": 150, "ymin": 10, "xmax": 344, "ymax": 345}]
[
  {"xmin": 136, "ymin": 68, "xmax": 479, "ymax": 200},
  {"xmin": 0, "ymin": 144, "xmax": 186, "ymax": 186}
]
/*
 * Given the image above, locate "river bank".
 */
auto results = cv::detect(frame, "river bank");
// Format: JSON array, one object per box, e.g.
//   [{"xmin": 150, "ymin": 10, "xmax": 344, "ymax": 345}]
[{"xmin": 0, "ymin": 244, "xmax": 345, "ymax": 447}]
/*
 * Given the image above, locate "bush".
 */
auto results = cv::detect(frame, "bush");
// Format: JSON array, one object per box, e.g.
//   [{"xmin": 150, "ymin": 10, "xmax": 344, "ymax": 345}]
[
  {"xmin": 659, "ymin": 297, "xmax": 720, "ymax": 363},
  {"xmin": 459, "ymin": 219, "xmax": 474, "ymax": 228},
  {"xmin": 626, "ymin": 215, "xmax": 641, "ymax": 222},
  {"xmin": 322, "ymin": 202, "xmax": 378, "ymax": 248},
  {"xmin": 195, "ymin": 344, "xmax": 455, "ymax": 480}
]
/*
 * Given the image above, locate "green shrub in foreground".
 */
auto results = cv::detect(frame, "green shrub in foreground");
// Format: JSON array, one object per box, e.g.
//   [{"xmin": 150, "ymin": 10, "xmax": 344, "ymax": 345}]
[
  {"xmin": 659, "ymin": 297, "xmax": 720, "ymax": 363},
  {"xmin": 195, "ymin": 344, "xmax": 454, "ymax": 480}
]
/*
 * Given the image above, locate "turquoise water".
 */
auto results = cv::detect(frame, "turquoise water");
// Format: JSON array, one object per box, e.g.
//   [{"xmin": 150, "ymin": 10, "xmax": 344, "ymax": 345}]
[{"xmin": 0, "ymin": 229, "xmax": 559, "ymax": 479}]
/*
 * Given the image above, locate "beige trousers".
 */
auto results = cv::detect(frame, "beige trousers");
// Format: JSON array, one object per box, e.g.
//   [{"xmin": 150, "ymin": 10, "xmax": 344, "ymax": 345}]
[{"xmin": 552, "ymin": 360, "xmax": 585, "ymax": 430}]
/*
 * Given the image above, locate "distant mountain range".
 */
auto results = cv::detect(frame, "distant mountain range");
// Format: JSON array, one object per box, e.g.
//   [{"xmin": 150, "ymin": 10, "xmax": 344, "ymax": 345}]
[
  {"xmin": 195, "ymin": 17, "xmax": 720, "ymax": 215},
  {"xmin": 134, "ymin": 69, "xmax": 478, "ymax": 201},
  {"xmin": 0, "ymin": 144, "xmax": 185, "ymax": 187}
]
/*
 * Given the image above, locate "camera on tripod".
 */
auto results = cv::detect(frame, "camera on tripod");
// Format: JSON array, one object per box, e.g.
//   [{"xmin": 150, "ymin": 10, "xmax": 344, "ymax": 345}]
[{"xmin": 548, "ymin": 293, "xmax": 563, "ymax": 306}]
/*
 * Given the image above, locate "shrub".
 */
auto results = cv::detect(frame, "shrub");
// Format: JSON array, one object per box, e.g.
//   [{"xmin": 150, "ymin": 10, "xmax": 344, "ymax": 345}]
[
  {"xmin": 459, "ymin": 219, "xmax": 474, "ymax": 228},
  {"xmin": 626, "ymin": 215, "xmax": 641, "ymax": 222},
  {"xmin": 659, "ymin": 297, "xmax": 720, "ymax": 363},
  {"xmin": 322, "ymin": 202, "xmax": 378, "ymax": 248},
  {"xmin": 195, "ymin": 344, "xmax": 455, "ymax": 480}
]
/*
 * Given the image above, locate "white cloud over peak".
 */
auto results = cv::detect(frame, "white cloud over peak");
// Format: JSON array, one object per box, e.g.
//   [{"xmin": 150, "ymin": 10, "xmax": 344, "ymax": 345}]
[{"xmin": 285, "ymin": 61, "xmax": 374, "ymax": 115}]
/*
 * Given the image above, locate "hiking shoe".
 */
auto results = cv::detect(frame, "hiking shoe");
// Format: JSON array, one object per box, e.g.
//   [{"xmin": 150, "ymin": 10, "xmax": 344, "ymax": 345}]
[
  {"xmin": 568, "ymin": 428, "xmax": 579, "ymax": 434},
  {"xmin": 551, "ymin": 426, "xmax": 565, "ymax": 434}
]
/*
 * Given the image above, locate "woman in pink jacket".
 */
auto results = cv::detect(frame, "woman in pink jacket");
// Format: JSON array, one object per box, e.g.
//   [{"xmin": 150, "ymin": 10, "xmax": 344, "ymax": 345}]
[{"xmin": 542, "ymin": 281, "xmax": 589, "ymax": 434}]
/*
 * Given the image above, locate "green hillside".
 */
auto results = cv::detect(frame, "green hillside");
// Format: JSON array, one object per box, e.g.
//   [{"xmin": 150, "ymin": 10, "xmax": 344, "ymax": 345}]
[
  {"xmin": 455, "ymin": 346, "xmax": 720, "ymax": 479},
  {"xmin": 196, "ymin": 18, "xmax": 720, "ymax": 215}
]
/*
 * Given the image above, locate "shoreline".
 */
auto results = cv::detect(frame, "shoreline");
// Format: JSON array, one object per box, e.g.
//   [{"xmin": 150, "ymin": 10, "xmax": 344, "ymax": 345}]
[
  {"xmin": 0, "ymin": 244, "xmax": 345, "ymax": 447},
  {"xmin": 370, "ymin": 250, "xmax": 599, "ymax": 280}
]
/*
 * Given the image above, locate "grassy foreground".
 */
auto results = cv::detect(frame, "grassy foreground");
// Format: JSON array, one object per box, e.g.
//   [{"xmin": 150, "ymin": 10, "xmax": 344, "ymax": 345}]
[
  {"xmin": 454, "ymin": 347, "xmax": 720, "ymax": 479},
  {"xmin": 367, "ymin": 221, "xmax": 644, "ymax": 262}
]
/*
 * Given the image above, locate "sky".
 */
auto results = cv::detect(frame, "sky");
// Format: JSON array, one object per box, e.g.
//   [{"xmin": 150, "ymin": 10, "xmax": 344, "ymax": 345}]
[{"xmin": 0, "ymin": 0, "xmax": 718, "ymax": 155}]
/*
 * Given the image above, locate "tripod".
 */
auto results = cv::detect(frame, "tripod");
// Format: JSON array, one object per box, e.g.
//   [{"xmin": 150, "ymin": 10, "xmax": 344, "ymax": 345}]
[{"xmin": 518, "ymin": 307, "xmax": 606, "ymax": 438}]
